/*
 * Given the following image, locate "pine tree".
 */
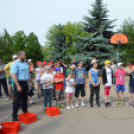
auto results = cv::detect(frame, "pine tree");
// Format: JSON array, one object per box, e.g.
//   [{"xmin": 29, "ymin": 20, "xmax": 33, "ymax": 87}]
[
  {"xmin": 49, "ymin": 24, "xmax": 69, "ymax": 62},
  {"xmin": 70, "ymin": 0, "xmax": 123, "ymax": 68}
]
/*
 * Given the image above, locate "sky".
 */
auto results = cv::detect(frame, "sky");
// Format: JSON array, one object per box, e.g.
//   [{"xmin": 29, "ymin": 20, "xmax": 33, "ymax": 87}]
[{"xmin": 0, "ymin": 0, "xmax": 134, "ymax": 46}]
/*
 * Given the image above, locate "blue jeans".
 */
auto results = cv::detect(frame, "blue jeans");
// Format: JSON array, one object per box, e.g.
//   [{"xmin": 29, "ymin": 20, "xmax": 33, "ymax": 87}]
[{"xmin": 43, "ymin": 88, "xmax": 52, "ymax": 108}]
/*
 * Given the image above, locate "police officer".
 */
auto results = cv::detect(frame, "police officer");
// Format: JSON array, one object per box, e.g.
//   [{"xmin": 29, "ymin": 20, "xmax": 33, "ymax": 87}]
[{"xmin": 11, "ymin": 51, "xmax": 29, "ymax": 121}]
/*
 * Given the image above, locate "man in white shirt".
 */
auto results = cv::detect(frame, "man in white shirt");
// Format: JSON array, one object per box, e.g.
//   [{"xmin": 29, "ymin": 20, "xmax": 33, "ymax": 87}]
[{"xmin": 41, "ymin": 65, "xmax": 53, "ymax": 110}]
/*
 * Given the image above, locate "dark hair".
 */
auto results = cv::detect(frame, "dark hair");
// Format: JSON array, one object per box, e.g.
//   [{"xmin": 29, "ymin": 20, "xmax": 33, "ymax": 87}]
[{"xmin": 17, "ymin": 50, "xmax": 25, "ymax": 57}]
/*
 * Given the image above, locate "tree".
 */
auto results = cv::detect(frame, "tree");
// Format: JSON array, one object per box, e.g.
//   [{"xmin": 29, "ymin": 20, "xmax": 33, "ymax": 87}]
[
  {"xmin": 119, "ymin": 18, "xmax": 134, "ymax": 64},
  {"xmin": 48, "ymin": 24, "xmax": 69, "ymax": 62},
  {"xmin": 45, "ymin": 22, "xmax": 90, "ymax": 61},
  {"xmin": 12, "ymin": 31, "xmax": 26, "ymax": 53},
  {"xmin": 0, "ymin": 29, "xmax": 14, "ymax": 63},
  {"xmin": 25, "ymin": 32, "xmax": 44, "ymax": 64},
  {"xmin": 69, "ymin": 0, "xmax": 121, "ymax": 69}
]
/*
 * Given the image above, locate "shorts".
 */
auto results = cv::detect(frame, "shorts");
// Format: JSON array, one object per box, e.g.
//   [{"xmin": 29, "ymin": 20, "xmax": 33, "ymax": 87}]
[
  {"xmin": 129, "ymin": 86, "xmax": 134, "ymax": 93},
  {"xmin": 55, "ymin": 89, "xmax": 64, "ymax": 102},
  {"xmin": 8, "ymin": 77, "xmax": 11, "ymax": 85},
  {"xmin": 12, "ymin": 89, "xmax": 15, "ymax": 96},
  {"xmin": 116, "ymin": 85, "xmax": 125, "ymax": 92},
  {"xmin": 36, "ymin": 79, "xmax": 40, "ymax": 83},
  {"xmin": 28, "ymin": 89, "xmax": 34, "ymax": 96},
  {"xmin": 104, "ymin": 86, "xmax": 111, "ymax": 95},
  {"xmin": 66, "ymin": 93, "xmax": 73, "ymax": 97},
  {"xmin": 75, "ymin": 84, "xmax": 85, "ymax": 97}
]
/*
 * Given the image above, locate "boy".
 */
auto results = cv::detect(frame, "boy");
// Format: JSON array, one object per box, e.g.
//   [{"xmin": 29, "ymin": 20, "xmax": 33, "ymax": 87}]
[
  {"xmin": 115, "ymin": 63, "xmax": 126, "ymax": 105},
  {"xmin": 41, "ymin": 65, "xmax": 53, "ymax": 110},
  {"xmin": 54, "ymin": 67, "xmax": 64, "ymax": 108},
  {"xmin": 102, "ymin": 60, "xmax": 113, "ymax": 107},
  {"xmin": 128, "ymin": 65, "xmax": 134, "ymax": 106},
  {"xmin": 74, "ymin": 60, "xmax": 87, "ymax": 108}
]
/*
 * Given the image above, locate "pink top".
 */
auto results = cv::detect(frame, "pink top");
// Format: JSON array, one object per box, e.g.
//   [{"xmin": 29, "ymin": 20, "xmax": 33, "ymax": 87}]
[{"xmin": 115, "ymin": 69, "xmax": 126, "ymax": 85}]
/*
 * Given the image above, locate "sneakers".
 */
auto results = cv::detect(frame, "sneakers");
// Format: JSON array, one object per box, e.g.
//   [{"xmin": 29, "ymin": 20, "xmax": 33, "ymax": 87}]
[
  {"xmin": 128, "ymin": 101, "xmax": 132, "ymax": 106},
  {"xmin": 90, "ymin": 104, "xmax": 94, "ymax": 108},
  {"xmin": 107, "ymin": 102, "xmax": 112, "ymax": 106},
  {"xmin": 12, "ymin": 117, "xmax": 19, "ymax": 121},
  {"xmin": 56, "ymin": 104, "xmax": 60, "ymax": 108},
  {"xmin": 60, "ymin": 103, "xmax": 64, "ymax": 108},
  {"xmin": 97, "ymin": 103, "xmax": 100, "ymax": 107},
  {"xmin": 75, "ymin": 102, "xmax": 79, "ymax": 108},
  {"xmin": 81, "ymin": 102, "xmax": 86, "ymax": 107},
  {"xmin": 116, "ymin": 101, "xmax": 119, "ymax": 106},
  {"xmin": 70, "ymin": 105, "xmax": 75, "ymax": 109},
  {"xmin": 121, "ymin": 100, "xmax": 124, "ymax": 105},
  {"xmin": 30, "ymin": 101, "xmax": 35, "ymax": 104},
  {"xmin": 66, "ymin": 106, "xmax": 71, "ymax": 110},
  {"xmin": 105, "ymin": 103, "xmax": 108, "ymax": 107}
]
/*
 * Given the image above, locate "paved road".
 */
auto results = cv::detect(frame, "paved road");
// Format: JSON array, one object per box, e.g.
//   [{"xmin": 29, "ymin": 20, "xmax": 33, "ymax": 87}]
[{"xmin": 0, "ymin": 77, "xmax": 134, "ymax": 134}]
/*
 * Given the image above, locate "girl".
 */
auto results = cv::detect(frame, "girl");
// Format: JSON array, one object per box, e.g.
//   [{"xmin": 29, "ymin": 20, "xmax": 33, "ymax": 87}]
[
  {"xmin": 89, "ymin": 59, "xmax": 101, "ymax": 107},
  {"xmin": 36, "ymin": 61, "xmax": 42, "ymax": 98},
  {"xmin": 102, "ymin": 60, "xmax": 113, "ymax": 107},
  {"xmin": 27, "ymin": 59, "xmax": 35, "ymax": 104},
  {"xmin": 65, "ymin": 70, "xmax": 75, "ymax": 109}
]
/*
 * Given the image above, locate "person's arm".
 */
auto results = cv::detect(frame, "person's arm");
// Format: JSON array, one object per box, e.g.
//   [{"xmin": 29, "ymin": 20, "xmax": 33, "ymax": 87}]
[
  {"xmin": 55, "ymin": 78, "xmax": 64, "ymax": 83},
  {"xmin": 62, "ymin": 63, "xmax": 68, "ymax": 68},
  {"xmin": 88, "ymin": 71, "xmax": 96, "ymax": 87},
  {"xmin": 0, "ymin": 69, "xmax": 5, "ymax": 73},
  {"xmin": 5, "ymin": 69, "xmax": 10, "ymax": 76},
  {"xmin": 39, "ymin": 69, "xmax": 44, "ymax": 76},
  {"xmin": 66, "ymin": 75, "xmax": 71, "ymax": 82},
  {"xmin": 12, "ymin": 74, "xmax": 22, "ymax": 91}
]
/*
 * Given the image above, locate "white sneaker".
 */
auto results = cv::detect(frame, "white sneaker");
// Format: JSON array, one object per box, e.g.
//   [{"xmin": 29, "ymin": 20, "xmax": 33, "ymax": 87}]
[
  {"xmin": 75, "ymin": 102, "xmax": 79, "ymax": 108},
  {"xmin": 30, "ymin": 101, "xmax": 32, "ymax": 104},
  {"xmin": 66, "ymin": 106, "xmax": 71, "ymax": 110},
  {"xmin": 70, "ymin": 105, "xmax": 75, "ymax": 109},
  {"xmin": 81, "ymin": 102, "xmax": 86, "ymax": 107}
]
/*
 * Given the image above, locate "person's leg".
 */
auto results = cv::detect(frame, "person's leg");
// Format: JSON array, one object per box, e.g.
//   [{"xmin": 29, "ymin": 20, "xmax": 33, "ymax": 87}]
[
  {"xmin": 95, "ymin": 85, "xmax": 100, "ymax": 105},
  {"xmin": 1, "ymin": 78, "xmax": 8, "ymax": 96},
  {"xmin": 116, "ymin": 92, "xmax": 119, "ymax": 101},
  {"xmin": 129, "ymin": 93, "xmax": 132, "ymax": 102},
  {"xmin": 43, "ymin": 89, "xmax": 48, "ymax": 108},
  {"xmin": 66, "ymin": 94, "xmax": 69, "ymax": 106},
  {"xmin": 0, "ymin": 79, "xmax": 2, "ymax": 97},
  {"xmin": 13, "ymin": 84, "xmax": 22, "ymax": 120},
  {"xmin": 90, "ymin": 84, "xmax": 94, "ymax": 106},
  {"xmin": 60, "ymin": 88, "xmax": 64, "ymax": 103},
  {"xmin": 70, "ymin": 94, "xmax": 73, "ymax": 105},
  {"xmin": 121, "ymin": 91, "xmax": 124, "ymax": 101},
  {"xmin": 21, "ymin": 82, "xmax": 28, "ymax": 113},
  {"xmin": 104, "ymin": 87, "xmax": 108, "ymax": 102},
  {"xmin": 49, "ymin": 88, "xmax": 52, "ymax": 107}
]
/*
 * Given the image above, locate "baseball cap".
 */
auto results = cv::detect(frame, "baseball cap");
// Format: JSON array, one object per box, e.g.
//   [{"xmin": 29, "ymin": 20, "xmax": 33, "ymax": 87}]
[
  {"xmin": 105, "ymin": 60, "xmax": 111, "ymax": 65},
  {"xmin": 118, "ymin": 63, "xmax": 123, "ymax": 67},
  {"xmin": 56, "ymin": 62, "xmax": 60, "ymax": 65},
  {"xmin": 28, "ymin": 59, "xmax": 32, "ymax": 62},
  {"xmin": 91, "ymin": 58, "xmax": 98, "ymax": 64},
  {"xmin": 55, "ymin": 67, "xmax": 61, "ymax": 71},
  {"xmin": 12, "ymin": 55, "xmax": 18, "ymax": 59},
  {"xmin": 44, "ymin": 65, "xmax": 50, "ymax": 70},
  {"xmin": 43, "ymin": 61, "xmax": 47, "ymax": 65},
  {"xmin": 38, "ymin": 61, "xmax": 42, "ymax": 65},
  {"xmin": 77, "ymin": 60, "xmax": 82, "ymax": 65}
]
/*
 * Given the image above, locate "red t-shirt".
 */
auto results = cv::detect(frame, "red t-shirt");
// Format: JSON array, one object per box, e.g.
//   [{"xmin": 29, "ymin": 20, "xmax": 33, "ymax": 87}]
[
  {"xmin": 129, "ymin": 65, "xmax": 134, "ymax": 69},
  {"xmin": 54, "ymin": 73, "xmax": 64, "ymax": 89}
]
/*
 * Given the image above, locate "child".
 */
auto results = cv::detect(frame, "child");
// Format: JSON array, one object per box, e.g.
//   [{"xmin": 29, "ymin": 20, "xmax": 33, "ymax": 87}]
[
  {"xmin": 54, "ymin": 67, "xmax": 64, "ymax": 108},
  {"xmin": 102, "ymin": 60, "xmax": 113, "ymax": 107},
  {"xmin": 115, "ymin": 63, "xmax": 126, "ymax": 105},
  {"xmin": 89, "ymin": 59, "xmax": 101, "ymax": 107},
  {"xmin": 65, "ymin": 70, "xmax": 75, "ymax": 109},
  {"xmin": 41, "ymin": 65, "xmax": 53, "ymax": 110},
  {"xmin": 74, "ymin": 60, "xmax": 87, "ymax": 108},
  {"xmin": 36, "ymin": 62, "xmax": 42, "ymax": 98},
  {"xmin": 128, "ymin": 65, "xmax": 134, "ymax": 106}
]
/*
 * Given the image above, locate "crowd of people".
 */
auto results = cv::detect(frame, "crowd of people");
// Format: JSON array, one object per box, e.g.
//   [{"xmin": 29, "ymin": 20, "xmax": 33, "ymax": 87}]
[{"xmin": 0, "ymin": 50, "xmax": 134, "ymax": 121}]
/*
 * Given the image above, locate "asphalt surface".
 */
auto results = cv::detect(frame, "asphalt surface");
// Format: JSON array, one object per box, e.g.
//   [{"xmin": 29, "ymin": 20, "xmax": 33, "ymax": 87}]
[{"xmin": 0, "ymin": 76, "xmax": 134, "ymax": 134}]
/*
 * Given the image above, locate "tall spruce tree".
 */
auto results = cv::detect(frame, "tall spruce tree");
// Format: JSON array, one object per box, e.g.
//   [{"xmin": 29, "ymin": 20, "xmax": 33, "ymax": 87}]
[
  {"xmin": 70, "ymin": 0, "xmax": 124, "ymax": 68},
  {"xmin": 49, "ymin": 24, "xmax": 69, "ymax": 62}
]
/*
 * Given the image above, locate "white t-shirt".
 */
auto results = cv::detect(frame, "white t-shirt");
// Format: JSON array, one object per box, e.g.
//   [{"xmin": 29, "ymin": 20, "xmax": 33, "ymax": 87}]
[
  {"xmin": 105, "ymin": 68, "xmax": 112, "ymax": 86},
  {"xmin": 65, "ymin": 78, "xmax": 75, "ymax": 93},
  {"xmin": 41, "ymin": 73, "xmax": 53, "ymax": 89}
]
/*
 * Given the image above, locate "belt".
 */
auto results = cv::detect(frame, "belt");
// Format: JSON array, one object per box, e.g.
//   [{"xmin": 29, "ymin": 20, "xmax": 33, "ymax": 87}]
[{"xmin": 19, "ymin": 80, "xmax": 27, "ymax": 82}]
